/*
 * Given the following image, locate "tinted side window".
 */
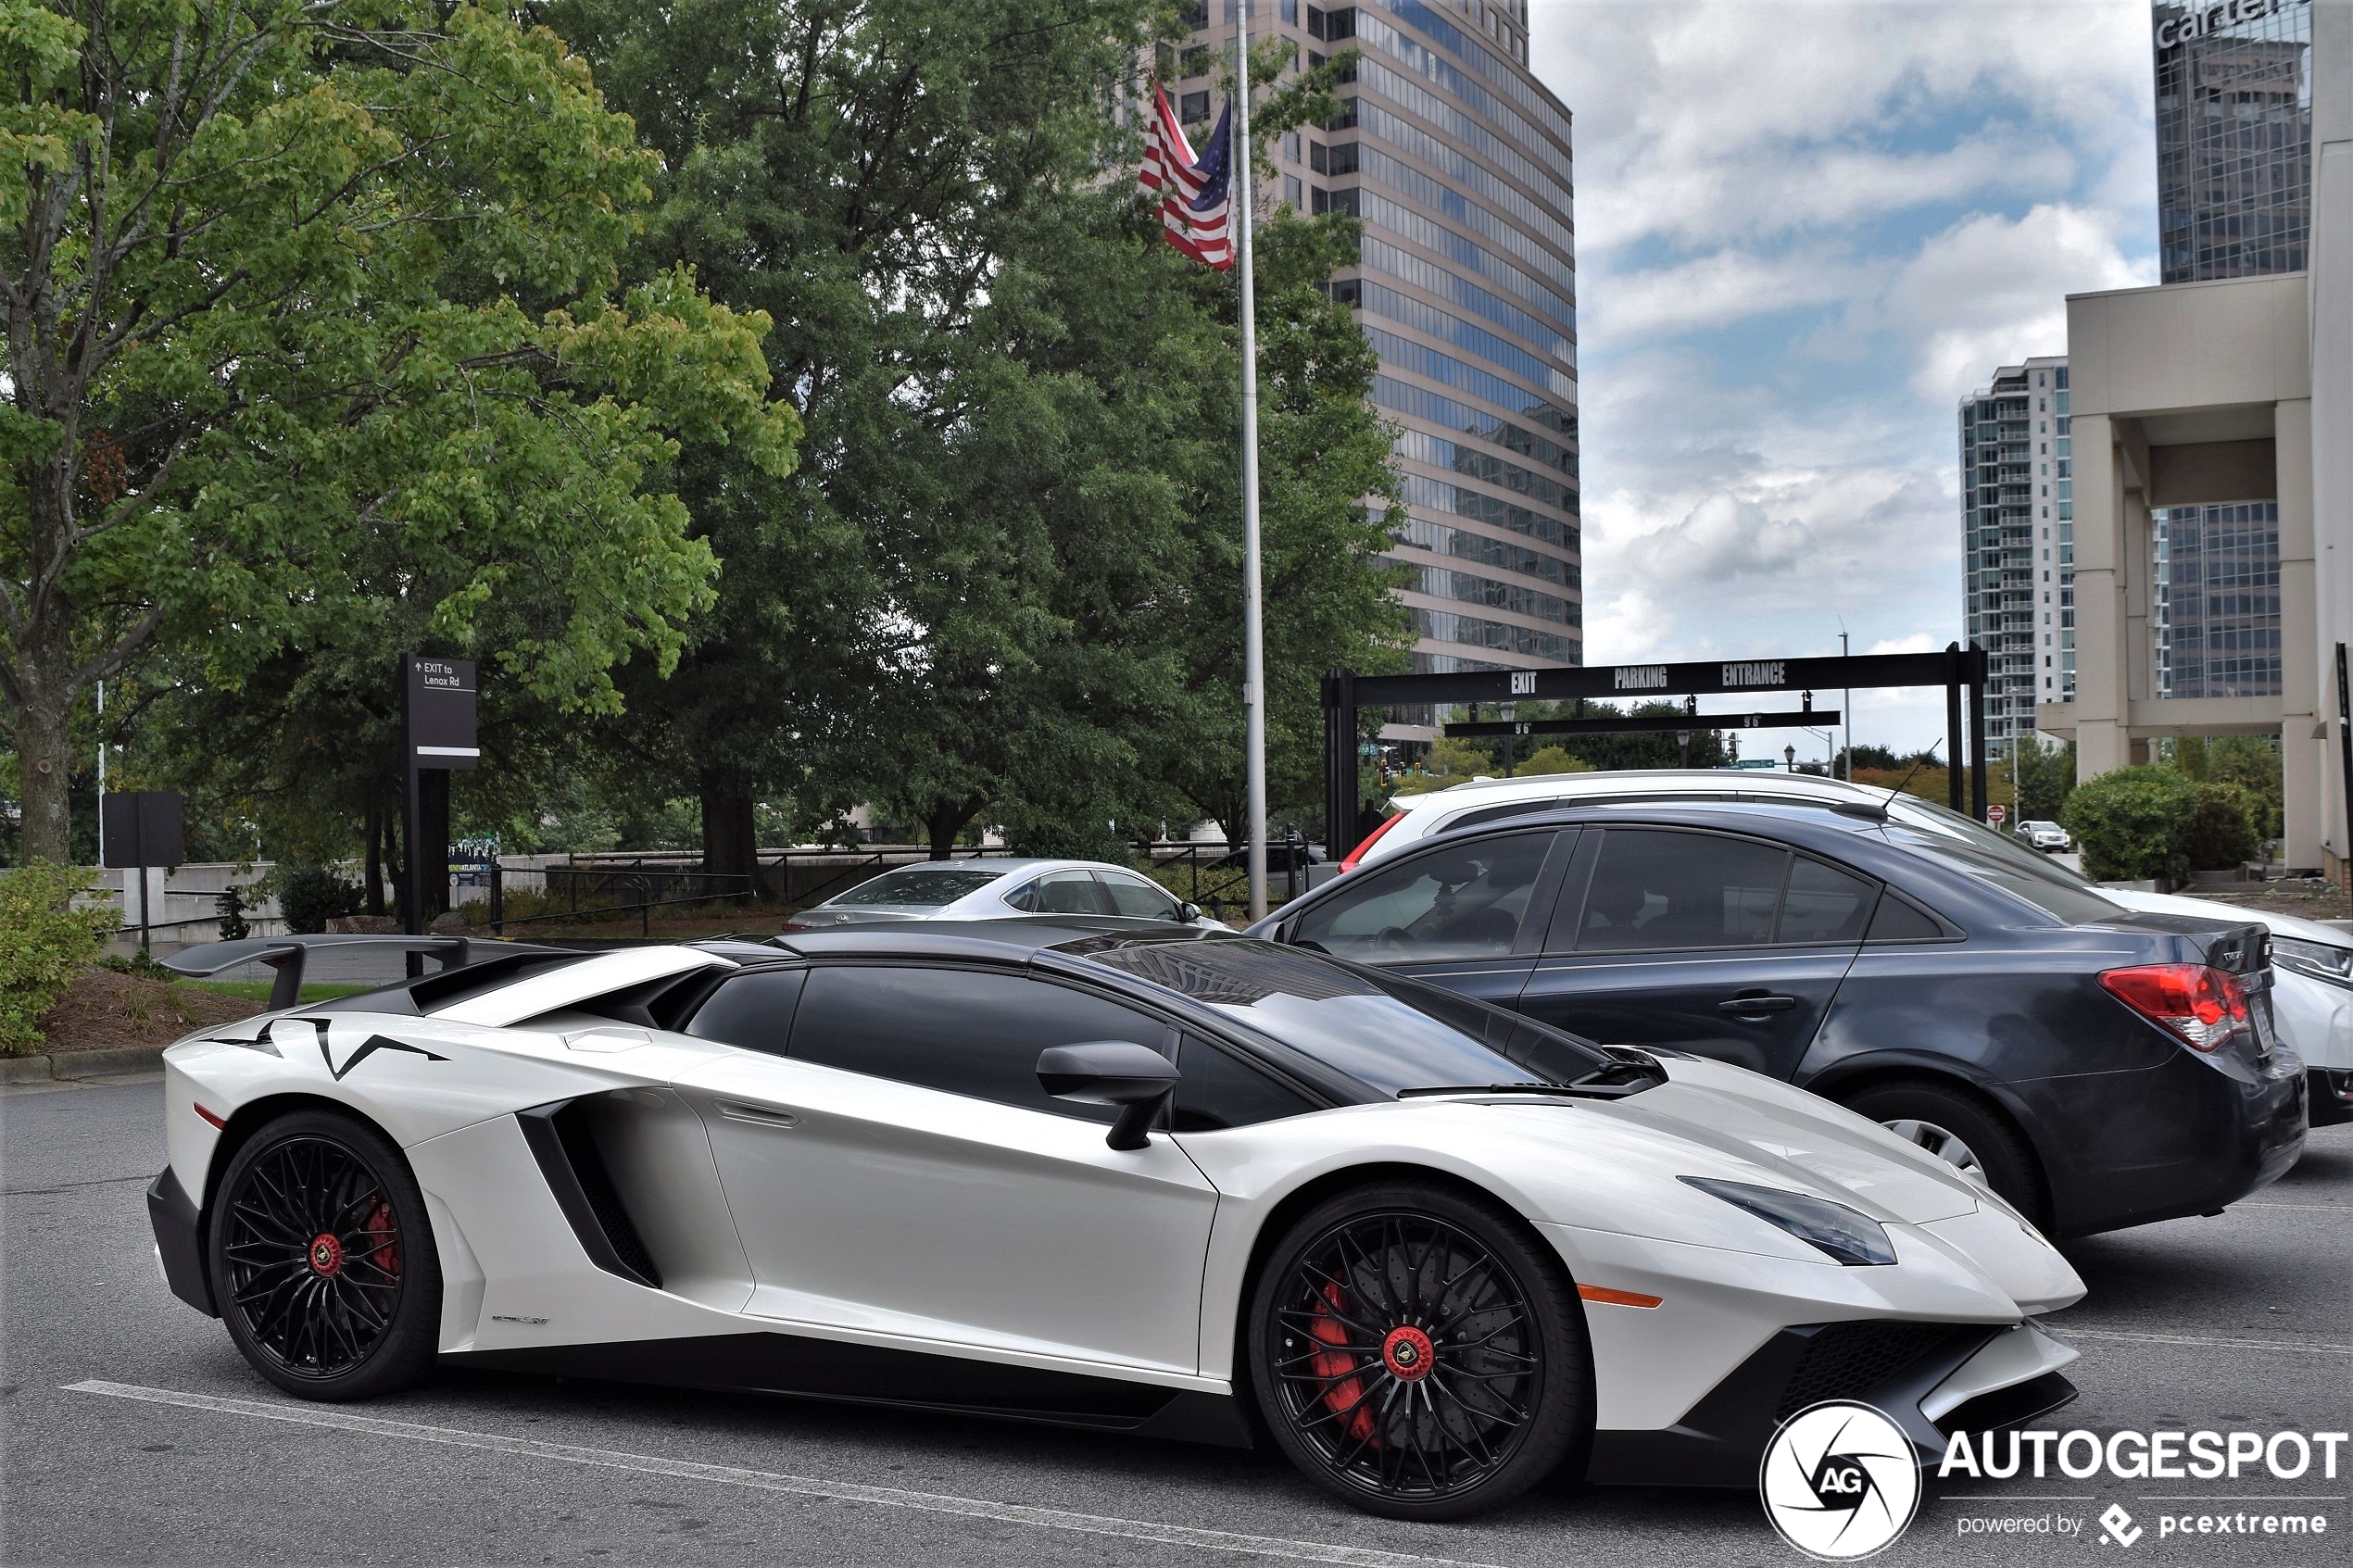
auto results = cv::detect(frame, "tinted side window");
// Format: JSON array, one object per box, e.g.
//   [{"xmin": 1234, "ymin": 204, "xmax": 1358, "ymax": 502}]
[
  {"xmin": 787, "ymin": 966, "xmax": 1171, "ymax": 1121},
  {"xmin": 684, "ymin": 970, "xmax": 808, "ymax": 1055},
  {"xmin": 1868, "ymin": 892, "xmax": 1946, "ymax": 942},
  {"xmin": 1012, "ymin": 871, "xmax": 1110, "ymax": 916},
  {"xmin": 1577, "ymin": 830, "xmax": 1787, "ymax": 951},
  {"xmin": 1780, "ymin": 859, "xmax": 1880, "ymax": 944},
  {"xmin": 1291, "ymin": 831, "xmax": 1555, "ymax": 961},
  {"xmin": 1170, "ymin": 1035, "xmax": 1317, "ymax": 1130},
  {"xmin": 1101, "ymin": 871, "xmax": 1182, "ymax": 920}
]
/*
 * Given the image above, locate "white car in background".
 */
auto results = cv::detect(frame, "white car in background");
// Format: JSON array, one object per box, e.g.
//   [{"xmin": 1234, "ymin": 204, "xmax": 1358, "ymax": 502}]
[
  {"xmin": 2015, "ymin": 820, "xmax": 2071, "ymax": 852},
  {"xmin": 1336, "ymin": 769, "xmax": 2352, "ymax": 1127},
  {"xmin": 784, "ymin": 858, "xmax": 1214, "ymax": 930}
]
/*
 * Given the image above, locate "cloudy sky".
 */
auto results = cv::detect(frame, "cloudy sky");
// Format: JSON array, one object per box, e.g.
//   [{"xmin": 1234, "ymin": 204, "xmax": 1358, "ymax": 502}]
[{"xmin": 1525, "ymin": 0, "xmax": 2160, "ymax": 760}]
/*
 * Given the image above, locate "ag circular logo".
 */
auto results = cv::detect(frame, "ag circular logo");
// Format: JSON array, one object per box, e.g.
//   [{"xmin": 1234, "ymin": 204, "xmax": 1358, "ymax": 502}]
[{"xmin": 1758, "ymin": 1401, "xmax": 1921, "ymax": 1561}]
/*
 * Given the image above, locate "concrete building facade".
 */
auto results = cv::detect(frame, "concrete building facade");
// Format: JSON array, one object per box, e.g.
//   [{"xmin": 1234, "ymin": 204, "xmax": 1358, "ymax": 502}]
[
  {"xmin": 2041, "ymin": 0, "xmax": 2348, "ymax": 871},
  {"xmin": 1172, "ymin": 1, "xmax": 1581, "ymax": 678}
]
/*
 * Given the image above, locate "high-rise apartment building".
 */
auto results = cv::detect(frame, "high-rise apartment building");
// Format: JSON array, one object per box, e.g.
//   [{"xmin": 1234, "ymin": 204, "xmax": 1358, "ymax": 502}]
[
  {"xmin": 2156, "ymin": 0, "xmax": 2314, "ymax": 283},
  {"xmin": 1959, "ymin": 358, "xmax": 2074, "ymax": 756},
  {"xmin": 1171, "ymin": 1, "xmax": 1580, "ymax": 677}
]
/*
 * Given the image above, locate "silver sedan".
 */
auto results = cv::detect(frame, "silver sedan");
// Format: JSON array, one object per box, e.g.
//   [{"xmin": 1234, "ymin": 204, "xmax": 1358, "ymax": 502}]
[{"xmin": 784, "ymin": 858, "xmax": 1216, "ymax": 930}]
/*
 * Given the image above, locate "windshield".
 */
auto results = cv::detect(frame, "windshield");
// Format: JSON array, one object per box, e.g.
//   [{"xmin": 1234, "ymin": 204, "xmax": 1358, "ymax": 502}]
[
  {"xmin": 829, "ymin": 866, "xmax": 1009, "ymax": 909},
  {"xmin": 1081, "ymin": 939, "xmax": 1611, "ymax": 1095}
]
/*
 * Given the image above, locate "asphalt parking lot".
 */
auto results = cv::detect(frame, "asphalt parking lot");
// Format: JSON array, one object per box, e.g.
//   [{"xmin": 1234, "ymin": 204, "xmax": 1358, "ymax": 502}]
[{"xmin": 3, "ymin": 1073, "xmax": 2346, "ymax": 1567}]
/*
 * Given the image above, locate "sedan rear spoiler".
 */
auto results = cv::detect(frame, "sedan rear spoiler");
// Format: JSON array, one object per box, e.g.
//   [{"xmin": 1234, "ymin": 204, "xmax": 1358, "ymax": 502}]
[{"xmin": 162, "ymin": 934, "xmax": 573, "ymax": 1010}]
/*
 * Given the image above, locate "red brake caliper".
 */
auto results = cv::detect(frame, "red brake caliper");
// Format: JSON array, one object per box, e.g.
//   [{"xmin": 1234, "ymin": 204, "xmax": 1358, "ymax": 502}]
[
  {"xmin": 361, "ymin": 1201, "xmax": 399, "ymax": 1279},
  {"xmin": 1308, "ymin": 1282, "xmax": 1378, "ymax": 1443}
]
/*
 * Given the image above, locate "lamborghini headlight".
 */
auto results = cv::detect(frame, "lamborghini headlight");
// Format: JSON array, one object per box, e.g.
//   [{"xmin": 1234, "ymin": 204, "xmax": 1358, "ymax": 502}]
[
  {"xmin": 2272, "ymin": 936, "xmax": 2353, "ymax": 991},
  {"xmin": 1680, "ymin": 1177, "xmax": 1896, "ymax": 1266}
]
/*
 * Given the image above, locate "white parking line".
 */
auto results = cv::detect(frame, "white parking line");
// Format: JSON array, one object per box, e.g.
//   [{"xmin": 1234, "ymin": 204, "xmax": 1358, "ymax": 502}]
[
  {"xmin": 2053, "ymin": 1328, "xmax": 2353, "ymax": 1356},
  {"xmin": 66, "ymin": 1381, "xmax": 1502, "ymax": 1568}
]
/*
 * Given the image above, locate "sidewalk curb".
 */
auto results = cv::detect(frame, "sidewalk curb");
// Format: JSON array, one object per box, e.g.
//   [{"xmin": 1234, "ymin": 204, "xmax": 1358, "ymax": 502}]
[{"xmin": 3, "ymin": 1043, "xmax": 170, "ymax": 1082}]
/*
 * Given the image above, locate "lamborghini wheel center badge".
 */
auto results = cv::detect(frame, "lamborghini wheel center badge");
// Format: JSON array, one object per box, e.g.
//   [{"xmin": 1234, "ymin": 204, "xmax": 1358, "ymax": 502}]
[{"xmin": 1382, "ymin": 1324, "xmax": 1435, "ymax": 1381}]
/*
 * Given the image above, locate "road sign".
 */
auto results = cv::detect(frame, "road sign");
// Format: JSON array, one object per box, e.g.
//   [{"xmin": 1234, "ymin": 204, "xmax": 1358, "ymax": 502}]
[
  {"xmin": 100, "ymin": 791, "xmax": 182, "ymax": 952},
  {"xmin": 1988, "ymin": 805, "xmax": 2007, "ymax": 824},
  {"xmin": 402, "ymin": 654, "xmax": 479, "ymax": 936},
  {"xmin": 405, "ymin": 656, "xmax": 478, "ymax": 769},
  {"xmin": 100, "ymin": 791, "xmax": 183, "ymax": 869}
]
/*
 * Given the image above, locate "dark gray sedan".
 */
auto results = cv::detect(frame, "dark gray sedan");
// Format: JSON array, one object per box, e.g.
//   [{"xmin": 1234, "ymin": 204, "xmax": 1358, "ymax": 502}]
[{"xmin": 1248, "ymin": 798, "xmax": 2307, "ymax": 1236}]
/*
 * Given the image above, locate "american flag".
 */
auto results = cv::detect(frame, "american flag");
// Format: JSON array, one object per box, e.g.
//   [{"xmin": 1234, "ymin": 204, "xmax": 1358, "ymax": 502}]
[{"xmin": 1139, "ymin": 83, "xmax": 1233, "ymax": 270}]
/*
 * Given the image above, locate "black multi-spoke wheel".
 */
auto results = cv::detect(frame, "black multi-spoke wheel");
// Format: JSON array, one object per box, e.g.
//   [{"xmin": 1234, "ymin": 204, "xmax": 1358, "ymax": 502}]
[
  {"xmin": 1248, "ymin": 1183, "xmax": 1591, "ymax": 1521},
  {"xmin": 208, "ymin": 1110, "xmax": 440, "ymax": 1400}
]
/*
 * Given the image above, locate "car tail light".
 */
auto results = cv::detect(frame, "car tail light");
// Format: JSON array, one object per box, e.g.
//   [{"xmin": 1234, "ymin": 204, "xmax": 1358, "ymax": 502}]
[
  {"xmin": 2098, "ymin": 962, "xmax": 2251, "ymax": 1051},
  {"xmin": 1338, "ymin": 809, "xmax": 1406, "ymax": 873}
]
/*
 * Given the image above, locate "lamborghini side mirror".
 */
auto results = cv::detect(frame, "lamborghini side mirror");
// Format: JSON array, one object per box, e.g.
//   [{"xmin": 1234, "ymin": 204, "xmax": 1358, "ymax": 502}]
[{"xmin": 1038, "ymin": 1041, "xmax": 1180, "ymax": 1151}]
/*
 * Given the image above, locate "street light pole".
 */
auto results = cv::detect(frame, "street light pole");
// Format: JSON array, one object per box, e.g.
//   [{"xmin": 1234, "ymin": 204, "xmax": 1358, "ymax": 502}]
[
  {"xmin": 1838, "ymin": 628, "xmax": 1851, "ymax": 780},
  {"xmin": 1235, "ymin": 0, "xmax": 1268, "ymax": 922}
]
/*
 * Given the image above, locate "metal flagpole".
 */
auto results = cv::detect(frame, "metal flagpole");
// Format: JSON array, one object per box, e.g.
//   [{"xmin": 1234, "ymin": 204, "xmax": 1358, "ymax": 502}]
[{"xmin": 1236, "ymin": 0, "xmax": 1268, "ymax": 921}]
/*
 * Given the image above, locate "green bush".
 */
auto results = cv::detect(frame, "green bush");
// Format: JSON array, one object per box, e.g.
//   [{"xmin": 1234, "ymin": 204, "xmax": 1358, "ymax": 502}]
[
  {"xmin": 1513, "ymin": 746, "xmax": 1594, "ymax": 777},
  {"xmin": 0, "ymin": 861, "xmax": 121, "ymax": 1054},
  {"xmin": 2060, "ymin": 766, "xmax": 2200, "ymax": 883},
  {"xmin": 276, "ymin": 864, "xmax": 364, "ymax": 934},
  {"xmin": 2179, "ymin": 781, "xmax": 2262, "ymax": 871}
]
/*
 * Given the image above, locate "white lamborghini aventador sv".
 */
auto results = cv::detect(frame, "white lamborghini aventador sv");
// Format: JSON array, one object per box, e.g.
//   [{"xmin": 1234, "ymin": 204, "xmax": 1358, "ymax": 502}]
[{"xmin": 152, "ymin": 922, "xmax": 2083, "ymax": 1520}]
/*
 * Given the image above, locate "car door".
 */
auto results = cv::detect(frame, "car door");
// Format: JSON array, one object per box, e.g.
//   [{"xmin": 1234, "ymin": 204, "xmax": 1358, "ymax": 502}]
[
  {"xmin": 1516, "ymin": 827, "xmax": 1876, "ymax": 1079},
  {"xmin": 1280, "ymin": 828, "xmax": 1573, "ymax": 1010},
  {"xmin": 670, "ymin": 962, "xmax": 1218, "ymax": 1376}
]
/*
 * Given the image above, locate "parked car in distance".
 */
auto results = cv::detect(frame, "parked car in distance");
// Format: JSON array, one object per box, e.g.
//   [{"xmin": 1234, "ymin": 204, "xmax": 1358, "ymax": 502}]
[
  {"xmin": 1335, "ymin": 768, "xmax": 2352, "ymax": 1127},
  {"xmin": 1253, "ymin": 798, "xmax": 2308, "ymax": 1236},
  {"xmin": 2016, "ymin": 820, "xmax": 2071, "ymax": 852},
  {"xmin": 785, "ymin": 859, "xmax": 1214, "ymax": 930}
]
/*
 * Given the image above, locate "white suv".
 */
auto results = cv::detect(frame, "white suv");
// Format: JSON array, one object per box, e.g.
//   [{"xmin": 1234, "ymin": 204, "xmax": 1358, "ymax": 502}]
[{"xmin": 1332, "ymin": 768, "xmax": 2350, "ymax": 1125}]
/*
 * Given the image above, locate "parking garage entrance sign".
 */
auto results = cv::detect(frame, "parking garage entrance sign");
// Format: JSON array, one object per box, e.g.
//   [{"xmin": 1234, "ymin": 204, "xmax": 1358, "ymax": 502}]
[{"xmin": 1320, "ymin": 644, "xmax": 1994, "ymax": 846}]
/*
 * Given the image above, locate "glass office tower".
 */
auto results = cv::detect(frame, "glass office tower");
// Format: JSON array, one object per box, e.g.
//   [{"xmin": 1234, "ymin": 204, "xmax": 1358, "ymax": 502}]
[
  {"xmin": 2154, "ymin": 0, "xmax": 2313, "ymax": 283},
  {"xmin": 1174, "ymin": 1, "xmax": 1580, "ymax": 677},
  {"xmin": 1959, "ymin": 358, "xmax": 2073, "ymax": 756},
  {"xmin": 2146, "ymin": 1, "xmax": 2301, "ymax": 697}
]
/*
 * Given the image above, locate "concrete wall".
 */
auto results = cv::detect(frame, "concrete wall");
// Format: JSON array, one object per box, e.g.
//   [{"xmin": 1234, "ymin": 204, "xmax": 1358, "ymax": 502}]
[
  {"xmin": 2058, "ymin": 266, "xmax": 2327, "ymax": 863},
  {"xmin": 2313, "ymin": 0, "xmax": 2353, "ymax": 877}
]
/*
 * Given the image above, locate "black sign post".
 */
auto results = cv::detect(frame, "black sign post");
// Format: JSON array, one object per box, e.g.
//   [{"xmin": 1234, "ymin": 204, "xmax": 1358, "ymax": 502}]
[
  {"xmin": 1321, "ymin": 644, "xmax": 1992, "ymax": 850},
  {"xmin": 401, "ymin": 656, "xmax": 478, "ymax": 938},
  {"xmin": 100, "ymin": 790, "xmax": 184, "ymax": 952},
  {"xmin": 2335, "ymin": 645, "xmax": 2353, "ymax": 909}
]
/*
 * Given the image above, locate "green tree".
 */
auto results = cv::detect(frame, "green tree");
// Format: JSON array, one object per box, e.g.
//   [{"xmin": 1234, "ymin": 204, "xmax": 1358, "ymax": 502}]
[
  {"xmin": 2013, "ymin": 736, "xmax": 2077, "ymax": 823},
  {"xmin": 2, "ymin": 0, "xmax": 799, "ymax": 864},
  {"xmin": 1392, "ymin": 734, "xmax": 1494, "ymax": 795},
  {"xmin": 1513, "ymin": 745, "xmax": 1592, "ymax": 777},
  {"xmin": 560, "ymin": 2, "xmax": 1405, "ymax": 862}
]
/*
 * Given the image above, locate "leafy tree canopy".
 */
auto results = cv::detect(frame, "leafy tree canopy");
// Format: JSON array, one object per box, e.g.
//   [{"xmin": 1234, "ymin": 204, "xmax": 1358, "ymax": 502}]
[{"xmin": 2, "ymin": 0, "xmax": 799, "ymax": 862}]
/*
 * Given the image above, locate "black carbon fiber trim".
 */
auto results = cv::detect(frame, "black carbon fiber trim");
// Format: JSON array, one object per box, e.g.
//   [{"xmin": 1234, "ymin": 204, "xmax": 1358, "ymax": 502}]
[{"xmin": 515, "ymin": 1100, "xmax": 662, "ymax": 1290}]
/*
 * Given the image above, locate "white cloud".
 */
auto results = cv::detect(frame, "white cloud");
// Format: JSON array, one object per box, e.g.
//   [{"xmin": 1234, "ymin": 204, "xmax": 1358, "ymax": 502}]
[
  {"xmin": 1889, "ymin": 204, "xmax": 2155, "ymax": 400},
  {"xmin": 1520, "ymin": 0, "xmax": 2159, "ymax": 749}
]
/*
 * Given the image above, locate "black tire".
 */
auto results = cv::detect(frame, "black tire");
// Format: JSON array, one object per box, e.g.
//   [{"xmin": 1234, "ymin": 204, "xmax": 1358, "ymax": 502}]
[
  {"xmin": 1245, "ymin": 1180, "xmax": 1591, "ymax": 1521},
  {"xmin": 208, "ymin": 1108, "xmax": 442, "ymax": 1400},
  {"xmin": 1839, "ymin": 1078, "xmax": 2048, "ymax": 1230}
]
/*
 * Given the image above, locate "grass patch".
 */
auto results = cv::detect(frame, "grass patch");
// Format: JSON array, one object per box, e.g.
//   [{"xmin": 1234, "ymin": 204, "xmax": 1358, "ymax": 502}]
[{"xmin": 184, "ymin": 979, "xmax": 380, "ymax": 1004}]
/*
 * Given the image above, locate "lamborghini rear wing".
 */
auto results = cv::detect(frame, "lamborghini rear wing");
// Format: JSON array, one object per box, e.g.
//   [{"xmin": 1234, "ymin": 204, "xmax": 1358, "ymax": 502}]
[{"xmin": 162, "ymin": 934, "xmax": 574, "ymax": 1010}]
